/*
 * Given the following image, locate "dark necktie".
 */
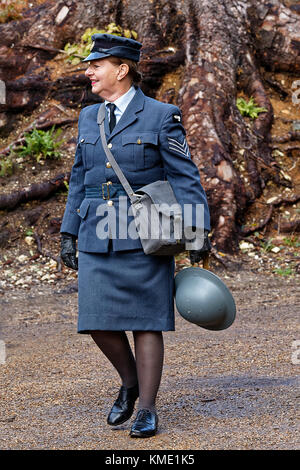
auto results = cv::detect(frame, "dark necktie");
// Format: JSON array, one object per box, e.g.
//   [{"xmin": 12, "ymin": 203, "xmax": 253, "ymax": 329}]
[{"xmin": 107, "ymin": 103, "xmax": 116, "ymax": 133}]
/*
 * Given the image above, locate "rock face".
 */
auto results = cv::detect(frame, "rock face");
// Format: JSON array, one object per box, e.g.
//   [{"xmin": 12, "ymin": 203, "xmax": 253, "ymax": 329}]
[{"xmin": 0, "ymin": 0, "xmax": 299, "ymax": 252}]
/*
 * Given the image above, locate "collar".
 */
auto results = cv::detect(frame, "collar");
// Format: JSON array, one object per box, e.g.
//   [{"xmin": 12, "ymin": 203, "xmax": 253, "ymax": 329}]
[{"xmin": 105, "ymin": 85, "xmax": 136, "ymax": 115}]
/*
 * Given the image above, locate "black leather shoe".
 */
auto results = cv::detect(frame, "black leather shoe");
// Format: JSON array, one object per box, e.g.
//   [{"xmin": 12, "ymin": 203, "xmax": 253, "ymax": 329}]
[
  {"xmin": 130, "ymin": 409, "xmax": 158, "ymax": 438},
  {"xmin": 107, "ymin": 384, "xmax": 139, "ymax": 426}
]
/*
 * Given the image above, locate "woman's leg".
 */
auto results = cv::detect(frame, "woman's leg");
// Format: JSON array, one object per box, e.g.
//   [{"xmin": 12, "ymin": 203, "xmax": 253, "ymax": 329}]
[
  {"xmin": 133, "ymin": 331, "xmax": 164, "ymax": 412},
  {"xmin": 90, "ymin": 331, "xmax": 138, "ymax": 388}
]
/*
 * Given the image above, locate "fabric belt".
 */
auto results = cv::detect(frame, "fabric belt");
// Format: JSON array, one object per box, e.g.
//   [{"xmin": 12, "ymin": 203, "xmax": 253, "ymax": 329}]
[{"xmin": 85, "ymin": 183, "xmax": 141, "ymax": 200}]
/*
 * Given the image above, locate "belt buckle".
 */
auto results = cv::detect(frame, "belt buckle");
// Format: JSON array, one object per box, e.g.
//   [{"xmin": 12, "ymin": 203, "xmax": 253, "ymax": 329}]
[{"xmin": 102, "ymin": 182, "xmax": 112, "ymax": 199}]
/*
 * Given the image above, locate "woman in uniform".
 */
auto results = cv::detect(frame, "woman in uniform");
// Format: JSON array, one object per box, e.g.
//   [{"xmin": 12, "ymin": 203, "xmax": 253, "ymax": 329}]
[{"xmin": 60, "ymin": 33, "xmax": 211, "ymax": 438}]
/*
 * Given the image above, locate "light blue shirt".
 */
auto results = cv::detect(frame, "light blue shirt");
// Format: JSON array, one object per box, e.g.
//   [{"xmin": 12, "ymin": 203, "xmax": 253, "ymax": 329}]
[{"xmin": 105, "ymin": 86, "xmax": 136, "ymax": 124}]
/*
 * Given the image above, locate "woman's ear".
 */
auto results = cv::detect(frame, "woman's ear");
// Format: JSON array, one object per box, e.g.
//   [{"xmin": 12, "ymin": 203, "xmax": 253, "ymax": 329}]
[{"xmin": 117, "ymin": 63, "xmax": 130, "ymax": 80}]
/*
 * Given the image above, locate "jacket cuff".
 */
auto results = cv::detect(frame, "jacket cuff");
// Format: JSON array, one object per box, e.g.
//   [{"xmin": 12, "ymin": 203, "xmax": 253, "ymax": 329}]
[{"xmin": 60, "ymin": 203, "xmax": 81, "ymax": 237}]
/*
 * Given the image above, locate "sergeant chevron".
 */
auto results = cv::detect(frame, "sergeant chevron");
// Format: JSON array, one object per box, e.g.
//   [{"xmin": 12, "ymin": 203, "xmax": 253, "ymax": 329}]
[{"xmin": 167, "ymin": 137, "xmax": 190, "ymax": 157}]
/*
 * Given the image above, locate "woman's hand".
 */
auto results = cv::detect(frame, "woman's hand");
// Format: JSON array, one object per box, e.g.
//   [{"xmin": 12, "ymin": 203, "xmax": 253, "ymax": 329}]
[
  {"xmin": 189, "ymin": 230, "xmax": 211, "ymax": 264},
  {"xmin": 60, "ymin": 233, "xmax": 78, "ymax": 270}
]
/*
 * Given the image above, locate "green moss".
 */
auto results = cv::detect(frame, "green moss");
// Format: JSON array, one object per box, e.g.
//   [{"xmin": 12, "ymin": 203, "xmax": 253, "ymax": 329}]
[{"xmin": 0, "ymin": 156, "xmax": 15, "ymax": 177}]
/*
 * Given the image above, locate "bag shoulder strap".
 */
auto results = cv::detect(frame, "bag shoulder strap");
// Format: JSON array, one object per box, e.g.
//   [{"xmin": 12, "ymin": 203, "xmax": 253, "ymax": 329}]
[{"xmin": 97, "ymin": 103, "xmax": 139, "ymax": 203}]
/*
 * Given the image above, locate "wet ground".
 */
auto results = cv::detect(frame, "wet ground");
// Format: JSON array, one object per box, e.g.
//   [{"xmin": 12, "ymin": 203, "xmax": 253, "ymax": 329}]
[{"xmin": 0, "ymin": 268, "xmax": 299, "ymax": 450}]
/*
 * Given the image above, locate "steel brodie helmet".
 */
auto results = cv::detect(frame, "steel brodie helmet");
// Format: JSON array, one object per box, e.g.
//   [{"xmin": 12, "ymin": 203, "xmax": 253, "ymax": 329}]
[{"xmin": 174, "ymin": 267, "xmax": 236, "ymax": 330}]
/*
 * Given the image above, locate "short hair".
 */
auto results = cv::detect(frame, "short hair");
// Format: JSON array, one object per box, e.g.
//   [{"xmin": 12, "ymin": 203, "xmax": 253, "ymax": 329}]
[{"xmin": 109, "ymin": 56, "xmax": 142, "ymax": 85}]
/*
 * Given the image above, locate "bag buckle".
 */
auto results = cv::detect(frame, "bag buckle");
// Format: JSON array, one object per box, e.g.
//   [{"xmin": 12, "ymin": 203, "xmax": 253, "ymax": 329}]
[{"xmin": 102, "ymin": 181, "xmax": 112, "ymax": 200}]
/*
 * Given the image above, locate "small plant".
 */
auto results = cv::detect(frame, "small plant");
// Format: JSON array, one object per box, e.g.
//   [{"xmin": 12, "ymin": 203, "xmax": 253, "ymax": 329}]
[
  {"xmin": 0, "ymin": 1, "xmax": 24, "ymax": 23},
  {"xmin": 15, "ymin": 126, "xmax": 64, "ymax": 163},
  {"xmin": 237, "ymin": 96, "xmax": 268, "ymax": 119},
  {"xmin": 0, "ymin": 155, "xmax": 15, "ymax": 176},
  {"xmin": 260, "ymin": 238, "xmax": 275, "ymax": 252},
  {"xmin": 0, "ymin": 1, "xmax": 45, "ymax": 23},
  {"xmin": 273, "ymin": 267, "xmax": 293, "ymax": 276},
  {"xmin": 63, "ymin": 180, "xmax": 69, "ymax": 192},
  {"xmin": 282, "ymin": 236, "xmax": 300, "ymax": 248},
  {"xmin": 63, "ymin": 24, "xmax": 138, "ymax": 65}
]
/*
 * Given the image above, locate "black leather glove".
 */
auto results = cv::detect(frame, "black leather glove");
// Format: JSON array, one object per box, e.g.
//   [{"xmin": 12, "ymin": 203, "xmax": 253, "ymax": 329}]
[
  {"xmin": 60, "ymin": 233, "xmax": 78, "ymax": 271},
  {"xmin": 189, "ymin": 230, "xmax": 212, "ymax": 264}
]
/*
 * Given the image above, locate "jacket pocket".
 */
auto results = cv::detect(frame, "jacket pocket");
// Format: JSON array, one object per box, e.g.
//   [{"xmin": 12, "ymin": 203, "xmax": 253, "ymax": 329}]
[
  {"xmin": 122, "ymin": 132, "xmax": 158, "ymax": 170},
  {"xmin": 77, "ymin": 199, "xmax": 90, "ymax": 220},
  {"xmin": 80, "ymin": 134, "xmax": 99, "ymax": 170}
]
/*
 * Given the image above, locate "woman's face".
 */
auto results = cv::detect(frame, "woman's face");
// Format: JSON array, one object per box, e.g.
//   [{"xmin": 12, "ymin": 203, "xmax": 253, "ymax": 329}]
[{"xmin": 85, "ymin": 58, "xmax": 120, "ymax": 99}]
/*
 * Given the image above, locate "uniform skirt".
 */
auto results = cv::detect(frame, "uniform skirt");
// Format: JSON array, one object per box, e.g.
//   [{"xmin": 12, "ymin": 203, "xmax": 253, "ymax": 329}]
[{"xmin": 77, "ymin": 247, "xmax": 175, "ymax": 333}]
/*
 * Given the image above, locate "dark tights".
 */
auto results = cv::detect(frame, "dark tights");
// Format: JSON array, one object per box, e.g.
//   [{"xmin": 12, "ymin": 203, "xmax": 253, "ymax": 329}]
[{"xmin": 90, "ymin": 330, "xmax": 164, "ymax": 412}]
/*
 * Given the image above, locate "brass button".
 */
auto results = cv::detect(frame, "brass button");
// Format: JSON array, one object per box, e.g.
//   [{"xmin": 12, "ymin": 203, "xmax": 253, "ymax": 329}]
[
  {"xmin": 80, "ymin": 138, "xmax": 85, "ymax": 143},
  {"xmin": 107, "ymin": 200, "xmax": 114, "ymax": 206},
  {"xmin": 106, "ymin": 162, "xmax": 112, "ymax": 168},
  {"xmin": 137, "ymin": 138, "xmax": 142, "ymax": 144},
  {"xmin": 108, "ymin": 143, "xmax": 113, "ymax": 149},
  {"xmin": 77, "ymin": 208, "xmax": 80, "ymax": 213}
]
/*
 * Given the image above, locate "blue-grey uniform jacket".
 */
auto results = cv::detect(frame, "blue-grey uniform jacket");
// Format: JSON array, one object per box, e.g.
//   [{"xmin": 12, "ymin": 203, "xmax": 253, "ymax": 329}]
[{"xmin": 60, "ymin": 87, "xmax": 210, "ymax": 252}]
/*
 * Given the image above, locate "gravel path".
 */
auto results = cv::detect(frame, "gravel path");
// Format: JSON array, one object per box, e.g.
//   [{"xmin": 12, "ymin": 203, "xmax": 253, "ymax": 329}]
[{"xmin": 0, "ymin": 268, "xmax": 299, "ymax": 450}]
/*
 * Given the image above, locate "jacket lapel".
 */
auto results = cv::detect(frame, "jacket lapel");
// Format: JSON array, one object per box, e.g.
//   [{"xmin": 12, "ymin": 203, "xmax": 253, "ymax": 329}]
[{"xmin": 107, "ymin": 87, "xmax": 145, "ymax": 141}]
